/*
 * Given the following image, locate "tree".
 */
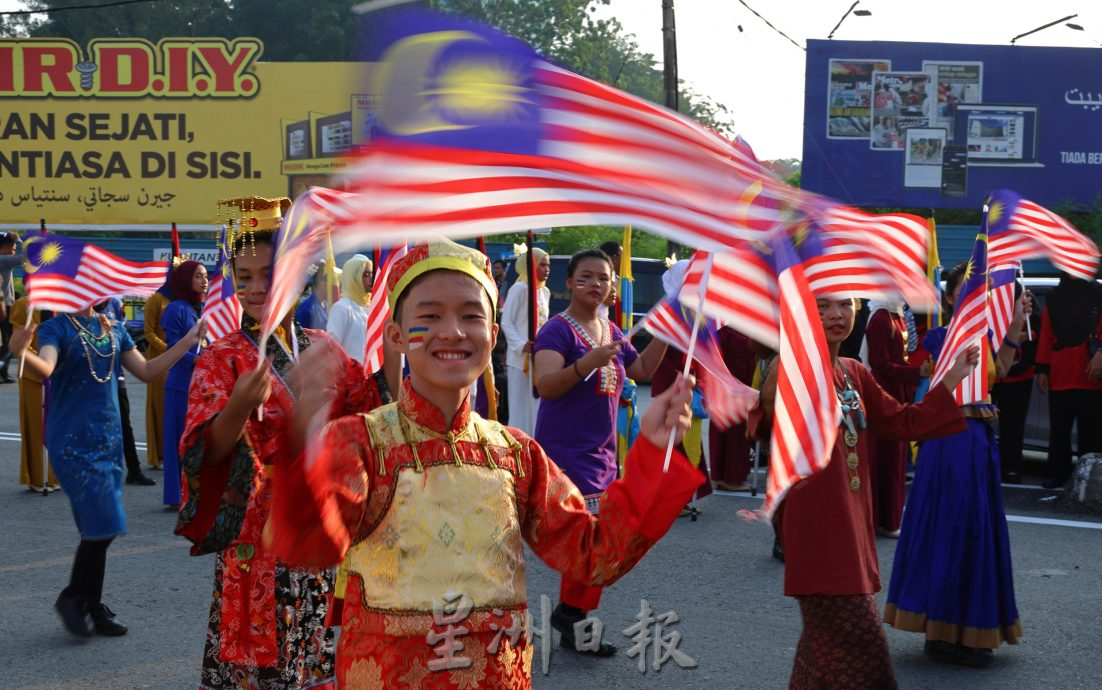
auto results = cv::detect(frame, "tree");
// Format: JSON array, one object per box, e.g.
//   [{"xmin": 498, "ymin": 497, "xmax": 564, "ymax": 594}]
[{"xmin": 7, "ymin": 1, "xmax": 233, "ymax": 41}]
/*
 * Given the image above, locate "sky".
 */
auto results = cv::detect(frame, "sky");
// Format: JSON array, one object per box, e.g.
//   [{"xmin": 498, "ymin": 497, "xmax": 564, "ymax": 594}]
[
  {"xmin": 2, "ymin": 0, "xmax": 1099, "ymax": 161},
  {"xmin": 600, "ymin": 0, "xmax": 1102, "ymax": 160}
]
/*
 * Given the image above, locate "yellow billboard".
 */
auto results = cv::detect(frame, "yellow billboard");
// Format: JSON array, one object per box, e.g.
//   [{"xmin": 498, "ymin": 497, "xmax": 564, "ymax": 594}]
[{"xmin": 0, "ymin": 37, "xmax": 368, "ymax": 225}]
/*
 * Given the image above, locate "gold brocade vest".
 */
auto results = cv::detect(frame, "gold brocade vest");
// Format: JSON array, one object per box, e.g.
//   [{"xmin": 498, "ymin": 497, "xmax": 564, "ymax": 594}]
[{"xmin": 343, "ymin": 403, "xmax": 530, "ymax": 615}]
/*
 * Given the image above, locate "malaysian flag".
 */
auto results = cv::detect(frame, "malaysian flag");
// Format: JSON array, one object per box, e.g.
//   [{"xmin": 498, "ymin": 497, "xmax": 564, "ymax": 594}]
[
  {"xmin": 987, "ymin": 262, "xmax": 1019, "ymax": 346},
  {"xmin": 987, "ymin": 189, "xmax": 1100, "ymax": 280},
  {"xmin": 762, "ymin": 234, "xmax": 841, "ymax": 515},
  {"xmin": 678, "ymin": 206, "xmax": 936, "ymax": 353},
  {"xmin": 328, "ymin": 10, "xmax": 798, "ymax": 253},
  {"xmin": 808, "ymin": 207, "xmax": 938, "ymax": 311},
  {"xmin": 640, "ymin": 295, "xmax": 758, "ymax": 428},
  {"xmin": 260, "ymin": 187, "xmax": 360, "ymax": 343},
  {"xmin": 930, "ymin": 227, "xmax": 991, "ymax": 405},
  {"xmin": 201, "ymin": 226, "xmax": 243, "ymax": 343},
  {"xmin": 20, "ymin": 234, "xmax": 167, "ymax": 312},
  {"xmin": 679, "ymin": 246, "xmax": 780, "ymax": 349},
  {"xmin": 362, "ymin": 243, "xmax": 408, "ymax": 373}
]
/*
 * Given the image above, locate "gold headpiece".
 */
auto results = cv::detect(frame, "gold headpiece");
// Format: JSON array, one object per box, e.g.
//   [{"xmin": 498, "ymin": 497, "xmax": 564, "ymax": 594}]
[
  {"xmin": 216, "ymin": 195, "xmax": 291, "ymax": 255},
  {"xmin": 387, "ymin": 238, "xmax": 497, "ymax": 312}
]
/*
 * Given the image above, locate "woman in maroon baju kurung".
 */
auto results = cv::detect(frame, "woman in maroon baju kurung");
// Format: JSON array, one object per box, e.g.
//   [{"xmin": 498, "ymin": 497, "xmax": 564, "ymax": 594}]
[
  {"xmin": 709, "ymin": 327, "xmax": 755, "ymax": 491},
  {"xmin": 751, "ymin": 296, "xmax": 976, "ymax": 690}
]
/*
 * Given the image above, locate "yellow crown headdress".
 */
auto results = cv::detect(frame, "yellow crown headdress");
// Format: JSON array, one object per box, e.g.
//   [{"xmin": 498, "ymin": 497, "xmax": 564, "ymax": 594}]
[
  {"xmin": 217, "ymin": 195, "xmax": 292, "ymax": 255},
  {"xmin": 171, "ymin": 253, "xmax": 193, "ymax": 269}
]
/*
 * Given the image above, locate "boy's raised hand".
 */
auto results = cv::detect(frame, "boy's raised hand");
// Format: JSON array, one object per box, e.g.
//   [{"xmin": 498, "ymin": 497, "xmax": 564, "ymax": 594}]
[
  {"xmin": 290, "ymin": 338, "xmax": 342, "ymax": 447},
  {"xmin": 640, "ymin": 373, "xmax": 693, "ymax": 449}
]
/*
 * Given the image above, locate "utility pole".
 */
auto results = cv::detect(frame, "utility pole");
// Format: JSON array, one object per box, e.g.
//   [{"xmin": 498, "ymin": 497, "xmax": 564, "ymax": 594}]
[{"xmin": 662, "ymin": 0, "xmax": 679, "ymax": 258}]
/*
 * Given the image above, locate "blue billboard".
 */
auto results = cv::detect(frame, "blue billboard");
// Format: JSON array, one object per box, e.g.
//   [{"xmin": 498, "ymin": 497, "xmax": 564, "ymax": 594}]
[{"xmin": 802, "ymin": 39, "xmax": 1102, "ymax": 210}]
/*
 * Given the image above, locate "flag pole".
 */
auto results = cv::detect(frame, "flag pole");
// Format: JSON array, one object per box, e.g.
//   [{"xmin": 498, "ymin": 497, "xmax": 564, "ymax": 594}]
[
  {"xmin": 21, "ymin": 219, "xmax": 48, "ymax": 380},
  {"xmin": 662, "ymin": 253, "xmax": 714, "ymax": 473},
  {"xmin": 525, "ymin": 231, "xmax": 538, "ymax": 433}
]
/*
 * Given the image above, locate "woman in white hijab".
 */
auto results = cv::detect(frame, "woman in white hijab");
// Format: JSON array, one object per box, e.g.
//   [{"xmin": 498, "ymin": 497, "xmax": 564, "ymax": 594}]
[
  {"xmin": 501, "ymin": 246, "xmax": 550, "ymax": 435},
  {"xmin": 326, "ymin": 255, "xmax": 374, "ymax": 365}
]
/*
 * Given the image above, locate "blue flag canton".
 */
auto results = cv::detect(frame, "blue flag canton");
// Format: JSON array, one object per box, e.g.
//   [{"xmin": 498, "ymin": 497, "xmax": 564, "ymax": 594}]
[
  {"xmin": 984, "ymin": 188, "xmax": 1021, "ymax": 245},
  {"xmin": 765, "ymin": 221, "xmax": 824, "ymax": 275},
  {"xmin": 21, "ymin": 233, "xmax": 83, "ymax": 278},
  {"xmin": 365, "ymin": 10, "xmax": 542, "ymax": 155},
  {"xmin": 960, "ymin": 228, "xmax": 990, "ymax": 303}
]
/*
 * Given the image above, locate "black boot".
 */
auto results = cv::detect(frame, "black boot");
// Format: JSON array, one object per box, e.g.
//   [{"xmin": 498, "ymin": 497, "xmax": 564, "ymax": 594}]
[
  {"xmin": 125, "ymin": 473, "xmax": 156, "ymax": 486},
  {"xmin": 91, "ymin": 604, "xmax": 128, "ymax": 636},
  {"xmin": 551, "ymin": 603, "xmax": 617, "ymax": 657},
  {"xmin": 55, "ymin": 591, "xmax": 93, "ymax": 638}
]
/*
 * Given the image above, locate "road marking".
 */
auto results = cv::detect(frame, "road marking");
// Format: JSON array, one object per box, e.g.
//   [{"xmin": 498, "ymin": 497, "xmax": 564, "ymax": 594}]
[
  {"xmin": 711, "ymin": 490, "xmax": 1102, "ymax": 530},
  {"xmin": 0, "ymin": 432, "xmax": 147, "ymax": 450},
  {"xmin": 0, "ymin": 541, "xmax": 179, "ymax": 573},
  {"xmin": 1005, "ymin": 515, "xmax": 1102, "ymax": 530}
]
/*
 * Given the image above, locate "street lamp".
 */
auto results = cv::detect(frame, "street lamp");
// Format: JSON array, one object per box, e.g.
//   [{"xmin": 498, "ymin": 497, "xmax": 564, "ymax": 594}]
[
  {"xmin": 1010, "ymin": 14, "xmax": 1084, "ymax": 44},
  {"xmin": 828, "ymin": 1, "xmax": 872, "ymax": 40}
]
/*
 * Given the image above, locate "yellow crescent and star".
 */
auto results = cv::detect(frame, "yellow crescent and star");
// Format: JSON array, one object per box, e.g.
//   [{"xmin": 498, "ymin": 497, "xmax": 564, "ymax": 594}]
[
  {"xmin": 372, "ymin": 30, "xmax": 533, "ymax": 136},
  {"xmin": 986, "ymin": 198, "xmax": 1004, "ymax": 228},
  {"xmin": 21, "ymin": 235, "xmax": 64, "ymax": 274}
]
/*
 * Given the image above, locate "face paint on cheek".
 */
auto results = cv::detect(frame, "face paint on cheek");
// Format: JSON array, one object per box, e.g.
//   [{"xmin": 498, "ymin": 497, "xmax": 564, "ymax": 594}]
[
  {"xmin": 407, "ymin": 326, "xmax": 428, "ymax": 349},
  {"xmin": 574, "ymin": 278, "xmax": 588, "ymax": 288},
  {"xmin": 236, "ymin": 283, "xmax": 246, "ymax": 297}
]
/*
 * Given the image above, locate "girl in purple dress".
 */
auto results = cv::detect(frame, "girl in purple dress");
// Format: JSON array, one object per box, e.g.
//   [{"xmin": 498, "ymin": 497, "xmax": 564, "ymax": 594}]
[{"xmin": 533, "ymin": 248, "xmax": 668, "ymax": 656}]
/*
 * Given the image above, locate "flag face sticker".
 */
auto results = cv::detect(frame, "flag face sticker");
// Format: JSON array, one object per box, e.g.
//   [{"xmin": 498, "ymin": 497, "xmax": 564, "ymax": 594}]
[{"xmin": 407, "ymin": 326, "xmax": 429, "ymax": 348}]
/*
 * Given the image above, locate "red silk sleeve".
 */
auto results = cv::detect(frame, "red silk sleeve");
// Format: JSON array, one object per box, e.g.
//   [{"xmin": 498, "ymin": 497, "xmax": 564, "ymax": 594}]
[
  {"xmin": 269, "ymin": 416, "xmax": 376, "ymax": 569},
  {"xmin": 520, "ymin": 433, "xmax": 703, "ymax": 586}
]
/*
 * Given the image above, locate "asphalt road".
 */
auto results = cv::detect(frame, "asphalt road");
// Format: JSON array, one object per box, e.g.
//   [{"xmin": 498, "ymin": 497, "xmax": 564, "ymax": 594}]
[{"xmin": 1, "ymin": 380, "xmax": 1100, "ymax": 690}]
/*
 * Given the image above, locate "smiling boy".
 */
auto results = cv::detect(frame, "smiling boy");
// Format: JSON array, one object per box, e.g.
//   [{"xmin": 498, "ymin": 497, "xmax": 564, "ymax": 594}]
[{"xmin": 270, "ymin": 238, "xmax": 703, "ymax": 689}]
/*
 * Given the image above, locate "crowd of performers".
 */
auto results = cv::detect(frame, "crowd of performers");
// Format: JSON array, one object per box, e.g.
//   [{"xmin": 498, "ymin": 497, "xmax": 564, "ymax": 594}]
[{"xmin": 2, "ymin": 192, "xmax": 1102, "ymax": 689}]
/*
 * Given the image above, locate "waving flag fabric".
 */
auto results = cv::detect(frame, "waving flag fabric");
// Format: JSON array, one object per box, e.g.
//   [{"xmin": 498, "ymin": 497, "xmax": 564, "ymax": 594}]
[
  {"xmin": 679, "ymin": 246, "xmax": 780, "ymax": 350},
  {"xmin": 808, "ymin": 207, "xmax": 937, "ymax": 311},
  {"xmin": 21, "ymin": 233, "xmax": 167, "ymax": 312},
  {"xmin": 986, "ymin": 189, "xmax": 1100, "ymax": 280},
  {"xmin": 362, "ymin": 243, "xmax": 409, "ymax": 373},
  {"xmin": 330, "ymin": 10, "xmax": 798, "ymax": 253},
  {"xmin": 640, "ymin": 295, "xmax": 758, "ymax": 428},
  {"xmin": 201, "ymin": 226, "xmax": 243, "ymax": 343},
  {"xmin": 678, "ymin": 205, "xmax": 936, "ymax": 353},
  {"xmin": 765, "ymin": 235, "xmax": 841, "ymax": 515},
  {"xmin": 930, "ymin": 227, "xmax": 991, "ymax": 405},
  {"xmin": 261, "ymin": 187, "xmax": 360, "ymax": 344},
  {"xmin": 987, "ymin": 263, "xmax": 1019, "ymax": 346}
]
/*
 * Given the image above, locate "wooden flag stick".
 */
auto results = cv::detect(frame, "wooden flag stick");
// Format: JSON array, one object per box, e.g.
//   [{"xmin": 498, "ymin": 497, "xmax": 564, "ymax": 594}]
[{"xmin": 662, "ymin": 253, "xmax": 714, "ymax": 473}]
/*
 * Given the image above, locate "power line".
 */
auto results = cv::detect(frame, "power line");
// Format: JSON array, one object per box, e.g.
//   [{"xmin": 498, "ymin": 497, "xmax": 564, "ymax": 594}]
[
  {"xmin": 736, "ymin": 0, "xmax": 805, "ymax": 52},
  {"xmin": 0, "ymin": 0, "xmax": 173, "ymax": 17}
]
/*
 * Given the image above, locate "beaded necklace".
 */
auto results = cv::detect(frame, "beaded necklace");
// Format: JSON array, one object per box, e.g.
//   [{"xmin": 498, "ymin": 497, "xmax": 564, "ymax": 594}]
[
  {"xmin": 67, "ymin": 313, "xmax": 117, "ymax": 384},
  {"xmin": 559, "ymin": 311, "xmax": 618, "ymax": 395},
  {"xmin": 834, "ymin": 363, "xmax": 867, "ymax": 492}
]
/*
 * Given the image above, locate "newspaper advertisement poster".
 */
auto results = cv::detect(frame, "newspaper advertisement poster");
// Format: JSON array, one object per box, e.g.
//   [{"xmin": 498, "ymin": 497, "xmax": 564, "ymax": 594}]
[
  {"xmin": 827, "ymin": 59, "xmax": 891, "ymax": 139},
  {"xmin": 923, "ymin": 61, "xmax": 983, "ymax": 139},
  {"xmin": 903, "ymin": 128, "xmax": 947, "ymax": 188},
  {"xmin": 870, "ymin": 71, "xmax": 933, "ymax": 150}
]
